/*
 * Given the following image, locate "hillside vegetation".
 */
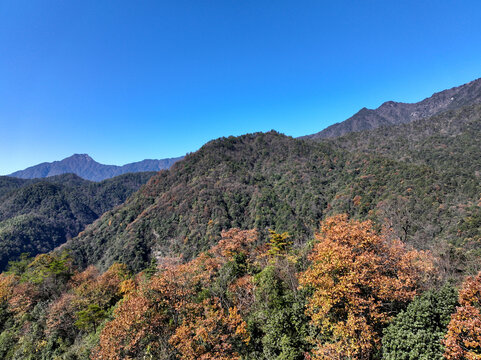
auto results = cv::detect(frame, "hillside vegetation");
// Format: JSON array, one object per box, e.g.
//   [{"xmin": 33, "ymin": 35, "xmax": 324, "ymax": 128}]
[
  {"xmin": 0, "ymin": 216, "xmax": 478, "ymax": 359},
  {"xmin": 66, "ymin": 102, "xmax": 480, "ymax": 278},
  {"xmin": 0, "ymin": 172, "xmax": 155, "ymax": 271}
]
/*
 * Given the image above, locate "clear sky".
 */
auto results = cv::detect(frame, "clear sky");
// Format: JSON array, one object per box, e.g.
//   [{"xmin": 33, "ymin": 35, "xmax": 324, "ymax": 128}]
[{"xmin": 1, "ymin": 0, "xmax": 481, "ymax": 175}]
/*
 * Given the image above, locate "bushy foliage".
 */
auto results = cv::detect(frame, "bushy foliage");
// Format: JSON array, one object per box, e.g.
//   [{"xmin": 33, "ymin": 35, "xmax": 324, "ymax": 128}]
[
  {"xmin": 382, "ymin": 284, "xmax": 458, "ymax": 360},
  {"xmin": 0, "ymin": 217, "xmax": 476, "ymax": 360}
]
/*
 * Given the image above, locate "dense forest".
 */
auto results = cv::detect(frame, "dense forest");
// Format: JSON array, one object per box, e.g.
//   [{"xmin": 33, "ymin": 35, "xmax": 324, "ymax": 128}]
[
  {"xmin": 0, "ymin": 92, "xmax": 480, "ymax": 358},
  {"xmin": 0, "ymin": 216, "xmax": 479, "ymax": 359},
  {"xmin": 0, "ymin": 172, "xmax": 155, "ymax": 271}
]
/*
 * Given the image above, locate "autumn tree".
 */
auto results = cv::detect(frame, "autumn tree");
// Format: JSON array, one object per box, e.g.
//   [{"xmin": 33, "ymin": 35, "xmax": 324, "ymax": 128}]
[
  {"xmin": 165, "ymin": 229, "xmax": 254, "ymax": 359},
  {"xmin": 299, "ymin": 214, "xmax": 433, "ymax": 360},
  {"xmin": 95, "ymin": 228, "xmax": 256, "ymax": 360},
  {"xmin": 267, "ymin": 229, "xmax": 292, "ymax": 257},
  {"xmin": 93, "ymin": 292, "xmax": 171, "ymax": 360},
  {"xmin": 45, "ymin": 293, "xmax": 78, "ymax": 339},
  {"xmin": 443, "ymin": 272, "xmax": 481, "ymax": 360},
  {"xmin": 169, "ymin": 299, "xmax": 249, "ymax": 360}
]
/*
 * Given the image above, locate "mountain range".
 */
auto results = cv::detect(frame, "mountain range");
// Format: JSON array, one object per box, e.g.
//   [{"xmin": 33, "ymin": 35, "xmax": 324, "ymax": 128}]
[
  {"xmin": 1, "ymin": 77, "xmax": 481, "ymax": 359},
  {"xmin": 9, "ymin": 153, "xmax": 183, "ymax": 181},
  {"xmin": 57, "ymin": 77, "xmax": 480, "ymax": 274}
]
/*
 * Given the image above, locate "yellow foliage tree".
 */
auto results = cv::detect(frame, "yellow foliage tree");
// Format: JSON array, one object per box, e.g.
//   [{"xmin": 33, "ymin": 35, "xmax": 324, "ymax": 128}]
[{"xmin": 299, "ymin": 214, "xmax": 432, "ymax": 359}]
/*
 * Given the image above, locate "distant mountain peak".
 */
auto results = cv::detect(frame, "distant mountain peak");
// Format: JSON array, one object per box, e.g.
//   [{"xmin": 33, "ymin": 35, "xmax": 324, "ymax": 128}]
[
  {"xmin": 304, "ymin": 77, "xmax": 481, "ymax": 139},
  {"xmin": 9, "ymin": 154, "xmax": 183, "ymax": 181},
  {"xmin": 69, "ymin": 153, "xmax": 94, "ymax": 160}
]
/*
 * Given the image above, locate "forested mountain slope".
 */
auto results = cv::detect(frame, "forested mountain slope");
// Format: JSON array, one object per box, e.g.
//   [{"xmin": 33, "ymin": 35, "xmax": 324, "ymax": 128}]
[
  {"xmin": 64, "ymin": 128, "xmax": 478, "ymax": 275},
  {"xmin": 305, "ymin": 77, "xmax": 481, "ymax": 139},
  {"xmin": 329, "ymin": 103, "xmax": 481, "ymax": 172},
  {"xmin": 0, "ymin": 172, "xmax": 155, "ymax": 270},
  {"xmin": 0, "ymin": 177, "xmax": 30, "ymax": 198},
  {"xmin": 9, "ymin": 153, "xmax": 182, "ymax": 181}
]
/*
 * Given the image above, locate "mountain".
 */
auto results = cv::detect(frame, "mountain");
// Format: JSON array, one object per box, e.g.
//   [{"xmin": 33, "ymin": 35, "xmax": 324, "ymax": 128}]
[
  {"xmin": 304, "ymin": 77, "xmax": 481, "ymax": 139},
  {"xmin": 63, "ymin": 115, "xmax": 480, "ymax": 274},
  {"xmin": 9, "ymin": 153, "xmax": 183, "ymax": 181},
  {"xmin": 0, "ymin": 172, "xmax": 155, "ymax": 271}
]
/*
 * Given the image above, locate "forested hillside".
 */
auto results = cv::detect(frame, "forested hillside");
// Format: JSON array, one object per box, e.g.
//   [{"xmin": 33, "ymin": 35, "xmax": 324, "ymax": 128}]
[
  {"xmin": 0, "ymin": 216, "xmax": 479, "ymax": 359},
  {"xmin": 65, "ymin": 109, "xmax": 480, "ymax": 277},
  {"xmin": 0, "ymin": 172, "xmax": 155, "ymax": 271}
]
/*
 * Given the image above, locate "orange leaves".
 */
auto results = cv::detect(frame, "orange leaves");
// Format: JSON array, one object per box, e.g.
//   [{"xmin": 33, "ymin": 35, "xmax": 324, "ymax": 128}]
[
  {"xmin": 0, "ymin": 273, "xmax": 16, "ymax": 302},
  {"xmin": 299, "ymin": 214, "xmax": 432, "ymax": 359},
  {"xmin": 459, "ymin": 272, "xmax": 481, "ymax": 308},
  {"xmin": 169, "ymin": 299, "xmax": 249, "ymax": 360},
  {"xmin": 158, "ymin": 229, "xmax": 255, "ymax": 359},
  {"xmin": 444, "ymin": 272, "xmax": 481, "ymax": 360},
  {"xmin": 94, "ymin": 293, "xmax": 168, "ymax": 360},
  {"xmin": 45, "ymin": 293, "xmax": 77, "ymax": 336},
  {"xmin": 8, "ymin": 281, "xmax": 39, "ymax": 316},
  {"xmin": 228, "ymin": 275, "xmax": 255, "ymax": 314},
  {"xmin": 211, "ymin": 228, "xmax": 258, "ymax": 259},
  {"xmin": 95, "ymin": 228, "xmax": 257, "ymax": 360},
  {"xmin": 73, "ymin": 263, "xmax": 129, "ymax": 309}
]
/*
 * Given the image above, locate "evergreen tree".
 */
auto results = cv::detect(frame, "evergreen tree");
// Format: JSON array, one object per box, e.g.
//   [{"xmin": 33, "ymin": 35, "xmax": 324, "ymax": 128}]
[{"xmin": 382, "ymin": 284, "xmax": 458, "ymax": 360}]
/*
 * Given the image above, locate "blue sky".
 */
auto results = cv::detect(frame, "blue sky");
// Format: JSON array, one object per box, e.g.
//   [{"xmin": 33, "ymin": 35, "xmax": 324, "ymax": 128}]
[{"xmin": 1, "ymin": 0, "xmax": 481, "ymax": 175}]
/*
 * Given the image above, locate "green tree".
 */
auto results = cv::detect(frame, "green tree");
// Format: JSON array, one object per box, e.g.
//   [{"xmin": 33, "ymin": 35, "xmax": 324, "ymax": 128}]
[
  {"xmin": 248, "ymin": 265, "xmax": 310, "ymax": 360},
  {"xmin": 382, "ymin": 284, "xmax": 458, "ymax": 360},
  {"xmin": 75, "ymin": 304, "xmax": 106, "ymax": 333}
]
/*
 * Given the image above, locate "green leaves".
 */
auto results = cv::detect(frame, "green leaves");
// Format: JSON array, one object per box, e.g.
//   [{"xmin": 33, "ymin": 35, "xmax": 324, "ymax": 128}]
[
  {"xmin": 382, "ymin": 284, "xmax": 458, "ymax": 360},
  {"xmin": 75, "ymin": 304, "xmax": 107, "ymax": 333}
]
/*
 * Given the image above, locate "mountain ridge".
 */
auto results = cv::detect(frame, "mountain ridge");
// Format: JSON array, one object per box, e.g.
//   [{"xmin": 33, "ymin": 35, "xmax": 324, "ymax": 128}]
[
  {"xmin": 9, "ymin": 153, "xmax": 183, "ymax": 181},
  {"xmin": 304, "ymin": 77, "xmax": 481, "ymax": 139}
]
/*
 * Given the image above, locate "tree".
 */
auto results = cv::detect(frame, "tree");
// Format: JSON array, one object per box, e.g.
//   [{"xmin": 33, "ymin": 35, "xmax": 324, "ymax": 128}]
[
  {"xmin": 382, "ymin": 284, "xmax": 458, "ymax": 360},
  {"xmin": 267, "ymin": 230, "xmax": 292, "ymax": 257},
  {"xmin": 93, "ymin": 293, "xmax": 171, "ymax": 360},
  {"xmin": 299, "ymin": 214, "xmax": 433, "ymax": 360},
  {"xmin": 443, "ymin": 272, "xmax": 481, "ymax": 360},
  {"xmin": 75, "ymin": 304, "xmax": 106, "ymax": 333},
  {"xmin": 169, "ymin": 299, "xmax": 249, "ymax": 360},
  {"xmin": 95, "ymin": 229, "xmax": 256, "ymax": 360},
  {"xmin": 248, "ymin": 264, "xmax": 310, "ymax": 360}
]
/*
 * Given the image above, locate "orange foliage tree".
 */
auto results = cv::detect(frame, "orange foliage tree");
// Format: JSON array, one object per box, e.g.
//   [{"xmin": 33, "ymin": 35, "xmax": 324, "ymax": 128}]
[
  {"xmin": 299, "ymin": 214, "xmax": 432, "ymax": 359},
  {"xmin": 93, "ymin": 292, "xmax": 170, "ymax": 360},
  {"xmin": 94, "ymin": 228, "xmax": 255, "ymax": 360},
  {"xmin": 169, "ymin": 299, "xmax": 249, "ymax": 360},
  {"xmin": 444, "ymin": 272, "xmax": 481, "ymax": 360}
]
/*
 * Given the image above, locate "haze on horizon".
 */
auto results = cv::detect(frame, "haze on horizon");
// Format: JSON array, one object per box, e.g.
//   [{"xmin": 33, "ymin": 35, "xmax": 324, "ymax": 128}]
[{"xmin": 1, "ymin": 0, "xmax": 481, "ymax": 175}]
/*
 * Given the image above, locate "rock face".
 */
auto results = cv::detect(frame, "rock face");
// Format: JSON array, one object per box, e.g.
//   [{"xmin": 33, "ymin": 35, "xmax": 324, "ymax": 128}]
[
  {"xmin": 9, "ymin": 154, "xmax": 183, "ymax": 181},
  {"xmin": 304, "ymin": 77, "xmax": 481, "ymax": 139}
]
